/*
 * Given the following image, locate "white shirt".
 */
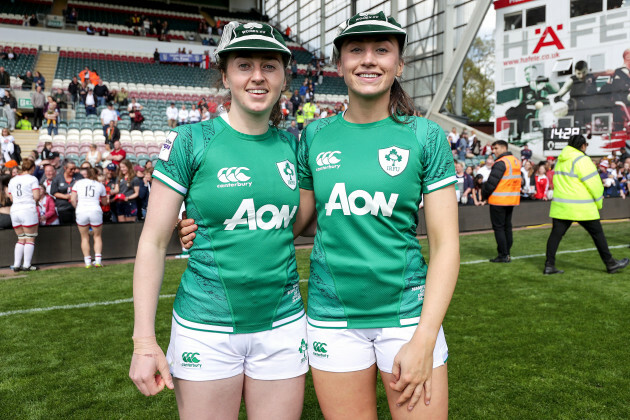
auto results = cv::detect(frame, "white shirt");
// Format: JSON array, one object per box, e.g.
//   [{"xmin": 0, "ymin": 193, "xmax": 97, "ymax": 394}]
[
  {"xmin": 72, "ymin": 179, "xmax": 106, "ymax": 210},
  {"xmin": 8, "ymin": 174, "xmax": 39, "ymax": 210},
  {"xmin": 478, "ymin": 165, "xmax": 492, "ymax": 182},
  {"xmin": 201, "ymin": 110, "xmax": 211, "ymax": 121},
  {"xmin": 85, "ymin": 93, "xmax": 95, "ymax": 106},
  {"xmin": 178, "ymin": 109, "xmax": 189, "ymax": 122},
  {"xmin": 166, "ymin": 106, "xmax": 178, "ymax": 120},
  {"xmin": 128, "ymin": 102, "xmax": 142, "ymax": 111},
  {"xmin": 100, "ymin": 108, "xmax": 117, "ymax": 125},
  {"xmin": 447, "ymin": 132, "xmax": 459, "ymax": 145},
  {"xmin": 188, "ymin": 109, "xmax": 201, "ymax": 122},
  {"xmin": 1, "ymin": 138, "xmax": 14, "ymax": 162}
]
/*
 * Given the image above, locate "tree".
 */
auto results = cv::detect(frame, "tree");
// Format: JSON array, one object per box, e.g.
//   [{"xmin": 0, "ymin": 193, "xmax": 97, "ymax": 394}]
[{"xmin": 445, "ymin": 36, "xmax": 495, "ymax": 122}]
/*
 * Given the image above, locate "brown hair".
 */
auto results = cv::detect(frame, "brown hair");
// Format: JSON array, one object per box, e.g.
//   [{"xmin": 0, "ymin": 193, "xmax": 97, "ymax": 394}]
[
  {"xmin": 215, "ymin": 52, "xmax": 288, "ymax": 127},
  {"xmin": 336, "ymin": 38, "xmax": 415, "ymax": 124},
  {"xmin": 118, "ymin": 159, "xmax": 134, "ymax": 181},
  {"xmin": 20, "ymin": 159, "xmax": 35, "ymax": 173}
]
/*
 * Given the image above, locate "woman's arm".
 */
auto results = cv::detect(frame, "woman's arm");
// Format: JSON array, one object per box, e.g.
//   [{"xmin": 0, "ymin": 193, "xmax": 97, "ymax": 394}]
[
  {"xmin": 126, "ymin": 185, "xmax": 140, "ymax": 201},
  {"xmin": 390, "ymin": 184, "xmax": 459, "ymax": 410},
  {"xmin": 293, "ymin": 188, "xmax": 316, "ymax": 238},
  {"xmin": 129, "ymin": 180, "xmax": 183, "ymax": 396},
  {"xmin": 70, "ymin": 191, "xmax": 78, "ymax": 208}
]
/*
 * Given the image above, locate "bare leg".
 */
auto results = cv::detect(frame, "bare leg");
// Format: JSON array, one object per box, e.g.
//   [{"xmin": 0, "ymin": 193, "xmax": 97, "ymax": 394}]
[
  {"xmin": 311, "ymin": 365, "xmax": 378, "ymax": 420},
  {"xmin": 92, "ymin": 225, "xmax": 103, "ymax": 255},
  {"xmin": 243, "ymin": 374, "xmax": 305, "ymax": 420},
  {"xmin": 174, "ymin": 374, "xmax": 244, "ymax": 420},
  {"xmin": 78, "ymin": 225, "xmax": 91, "ymax": 258},
  {"xmin": 380, "ymin": 364, "xmax": 448, "ymax": 420}
]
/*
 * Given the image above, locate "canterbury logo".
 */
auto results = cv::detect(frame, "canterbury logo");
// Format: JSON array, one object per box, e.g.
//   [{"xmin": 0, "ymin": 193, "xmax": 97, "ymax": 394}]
[
  {"xmin": 182, "ymin": 352, "xmax": 200, "ymax": 363},
  {"xmin": 312, "ymin": 342, "xmax": 327, "ymax": 353},
  {"xmin": 316, "ymin": 151, "xmax": 341, "ymax": 166},
  {"xmin": 218, "ymin": 167, "xmax": 251, "ymax": 183}
]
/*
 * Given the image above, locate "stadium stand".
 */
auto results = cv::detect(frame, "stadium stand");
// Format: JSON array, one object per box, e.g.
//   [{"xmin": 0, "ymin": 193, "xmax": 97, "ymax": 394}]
[{"xmin": 0, "ymin": 0, "xmax": 53, "ymax": 26}]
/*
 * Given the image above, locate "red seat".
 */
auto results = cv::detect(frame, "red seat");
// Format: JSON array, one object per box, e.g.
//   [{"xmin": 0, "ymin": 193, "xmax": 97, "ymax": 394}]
[
  {"xmin": 29, "ymin": 48, "xmax": 38, "ymax": 55},
  {"xmin": 60, "ymin": 50, "xmax": 68, "ymax": 57}
]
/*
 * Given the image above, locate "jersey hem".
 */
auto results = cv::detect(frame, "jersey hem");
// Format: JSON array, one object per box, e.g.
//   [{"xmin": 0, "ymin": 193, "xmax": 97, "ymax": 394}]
[
  {"xmin": 173, "ymin": 308, "xmax": 305, "ymax": 334},
  {"xmin": 306, "ymin": 315, "xmax": 420, "ymax": 329}
]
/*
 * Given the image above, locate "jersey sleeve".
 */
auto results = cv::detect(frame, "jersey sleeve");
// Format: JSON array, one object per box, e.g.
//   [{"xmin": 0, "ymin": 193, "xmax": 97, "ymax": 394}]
[
  {"xmin": 421, "ymin": 120, "xmax": 457, "ymax": 194},
  {"xmin": 30, "ymin": 176, "xmax": 40, "ymax": 191},
  {"xmin": 99, "ymin": 183, "xmax": 107, "ymax": 197},
  {"xmin": 297, "ymin": 126, "xmax": 313, "ymax": 190},
  {"xmin": 153, "ymin": 125, "xmax": 197, "ymax": 196}
]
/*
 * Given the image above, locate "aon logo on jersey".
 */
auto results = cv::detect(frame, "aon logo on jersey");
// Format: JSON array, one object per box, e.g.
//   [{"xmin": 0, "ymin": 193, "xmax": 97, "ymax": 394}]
[
  {"xmin": 224, "ymin": 199, "xmax": 297, "ymax": 230},
  {"xmin": 325, "ymin": 183, "xmax": 398, "ymax": 217}
]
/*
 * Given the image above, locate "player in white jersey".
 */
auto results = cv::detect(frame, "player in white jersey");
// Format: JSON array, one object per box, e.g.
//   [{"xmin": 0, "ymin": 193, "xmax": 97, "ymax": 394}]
[
  {"xmin": 7, "ymin": 159, "xmax": 41, "ymax": 272},
  {"xmin": 71, "ymin": 166, "xmax": 108, "ymax": 268}
]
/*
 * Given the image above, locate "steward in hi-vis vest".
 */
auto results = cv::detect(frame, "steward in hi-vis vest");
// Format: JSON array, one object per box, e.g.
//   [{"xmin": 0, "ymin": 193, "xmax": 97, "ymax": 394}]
[
  {"xmin": 482, "ymin": 140, "xmax": 522, "ymax": 263},
  {"xmin": 543, "ymin": 134, "xmax": 628, "ymax": 275}
]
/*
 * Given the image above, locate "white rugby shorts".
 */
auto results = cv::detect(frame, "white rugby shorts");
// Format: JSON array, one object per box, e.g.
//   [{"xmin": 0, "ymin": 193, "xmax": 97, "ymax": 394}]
[
  {"xmin": 10, "ymin": 207, "xmax": 39, "ymax": 228},
  {"xmin": 307, "ymin": 324, "xmax": 448, "ymax": 373},
  {"xmin": 75, "ymin": 208, "xmax": 103, "ymax": 227},
  {"xmin": 166, "ymin": 315, "xmax": 309, "ymax": 381}
]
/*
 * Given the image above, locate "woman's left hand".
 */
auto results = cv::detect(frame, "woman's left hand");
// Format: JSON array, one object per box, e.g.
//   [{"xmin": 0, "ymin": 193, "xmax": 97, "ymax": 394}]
[{"xmin": 389, "ymin": 336, "xmax": 434, "ymax": 411}]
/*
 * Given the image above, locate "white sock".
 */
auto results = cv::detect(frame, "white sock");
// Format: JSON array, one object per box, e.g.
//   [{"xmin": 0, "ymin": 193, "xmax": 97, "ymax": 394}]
[
  {"xmin": 84, "ymin": 256, "xmax": 92, "ymax": 266},
  {"xmin": 95, "ymin": 254, "xmax": 102, "ymax": 264},
  {"xmin": 23, "ymin": 243, "xmax": 35, "ymax": 268},
  {"xmin": 14, "ymin": 243, "xmax": 24, "ymax": 267}
]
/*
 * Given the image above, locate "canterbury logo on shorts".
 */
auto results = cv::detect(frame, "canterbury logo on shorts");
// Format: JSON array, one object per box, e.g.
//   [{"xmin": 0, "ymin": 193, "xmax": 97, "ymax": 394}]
[
  {"xmin": 181, "ymin": 352, "xmax": 202, "ymax": 367},
  {"xmin": 312, "ymin": 341, "xmax": 328, "ymax": 357}
]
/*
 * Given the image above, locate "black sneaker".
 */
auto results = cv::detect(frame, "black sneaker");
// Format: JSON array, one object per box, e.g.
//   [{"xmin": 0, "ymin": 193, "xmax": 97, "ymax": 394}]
[
  {"xmin": 489, "ymin": 256, "xmax": 511, "ymax": 263},
  {"xmin": 606, "ymin": 258, "xmax": 629, "ymax": 274},
  {"xmin": 10, "ymin": 265, "xmax": 21, "ymax": 273},
  {"xmin": 21, "ymin": 266, "xmax": 38, "ymax": 271},
  {"xmin": 543, "ymin": 265, "xmax": 564, "ymax": 275}
]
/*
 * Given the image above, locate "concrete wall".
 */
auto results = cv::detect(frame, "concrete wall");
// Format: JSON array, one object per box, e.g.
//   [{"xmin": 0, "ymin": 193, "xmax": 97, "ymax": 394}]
[{"xmin": 1, "ymin": 198, "xmax": 629, "ymax": 267}]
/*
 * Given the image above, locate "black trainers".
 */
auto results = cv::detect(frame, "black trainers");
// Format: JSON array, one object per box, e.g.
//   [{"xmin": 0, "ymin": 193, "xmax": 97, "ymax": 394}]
[
  {"xmin": 606, "ymin": 258, "xmax": 629, "ymax": 274},
  {"xmin": 10, "ymin": 266, "xmax": 21, "ymax": 273},
  {"xmin": 489, "ymin": 256, "xmax": 511, "ymax": 263},
  {"xmin": 21, "ymin": 266, "xmax": 38, "ymax": 271},
  {"xmin": 543, "ymin": 265, "xmax": 564, "ymax": 275}
]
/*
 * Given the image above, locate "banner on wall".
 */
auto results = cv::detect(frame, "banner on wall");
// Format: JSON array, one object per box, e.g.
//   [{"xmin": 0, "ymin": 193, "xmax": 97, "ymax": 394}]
[{"xmin": 159, "ymin": 53, "xmax": 203, "ymax": 63}]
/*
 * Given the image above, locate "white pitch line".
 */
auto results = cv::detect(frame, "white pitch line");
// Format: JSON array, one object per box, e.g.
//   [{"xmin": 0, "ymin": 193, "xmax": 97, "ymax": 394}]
[
  {"xmin": 2, "ymin": 245, "xmax": 627, "ymax": 317},
  {"xmin": 0, "ymin": 294, "xmax": 176, "ymax": 318}
]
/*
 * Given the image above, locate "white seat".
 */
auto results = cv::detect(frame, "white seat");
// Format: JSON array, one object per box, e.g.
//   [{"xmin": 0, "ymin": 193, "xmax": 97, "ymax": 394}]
[
  {"xmin": 67, "ymin": 129, "xmax": 80, "ymax": 136},
  {"xmin": 80, "ymin": 129, "xmax": 93, "ymax": 135},
  {"xmin": 130, "ymin": 130, "xmax": 142, "ymax": 136},
  {"xmin": 52, "ymin": 134, "xmax": 66, "ymax": 142},
  {"xmin": 66, "ymin": 134, "xmax": 80, "ymax": 142}
]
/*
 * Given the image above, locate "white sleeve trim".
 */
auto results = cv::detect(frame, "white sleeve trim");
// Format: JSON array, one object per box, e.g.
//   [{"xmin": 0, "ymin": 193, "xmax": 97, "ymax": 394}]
[
  {"xmin": 153, "ymin": 169, "xmax": 188, "ymax": 195},
  {"xmin": 426, "ymin": 175, "xmax": 457, "ymax": 192}
]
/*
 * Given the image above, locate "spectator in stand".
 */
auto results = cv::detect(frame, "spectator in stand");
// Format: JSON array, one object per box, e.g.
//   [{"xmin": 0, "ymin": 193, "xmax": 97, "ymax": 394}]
[
  {"xmin": 299, "ymin": 79, "xmax": 308, "ymax": 101},
  {"xmin": 521, "ymin": 144, "xmax": 532, "ymax": 161},
  {"xmin": 154, "ymin": 48, "xmax": 160, "ymax": 62},
  {"xmin": 477, "ymin": 155, "xmax": 494, "ymax": 182},
  {"xmin": 72, "ymin": 166, "xmax": 108, "ymax": 267},
  {"xmin": 178, "ymin": 104, "xmax": 189, "ymax": 125},
  {"xmin": 290, "ymin": 89, "xmax": 301, "ymax": 117},
  {"xmin": 200, "ymin": 105, "xmax": 211, "ymax": 121},
  {"xmin": 41, "ymin": 163, "xmax": 55, "ymax": 194},
  {"xmin": 31, "ymin": 86, "xmax": 46, "ymax": 131},
  {"xmin": 94, "ymin": 80, "xmax": 109, "ymax": 106},
  {"xmin": 28, "ymin": 14, "xmax": 38, "ymax": 26},
  {"xmin": 79, "ymin": 67, "xmax": 91, "ymax": 84},
  {"xmin": 521, "ymin": 160, "xmax": 535, "ymax": 199},
  {"xmin": 134, "ymin": 165, "xmax": 150, "ymax": 220},
  {"xmin": 166, "ymin": 102, "xmax": 178, "ymax": 128},
  {"xmin": 0, "ymin": 67, "xmax": 10, "ymax": 88},
  {"xmin": 68, "ymin": 76, "xmax": 80, "ymax": 104},
  {"xmin": 291, "ymin": 59, "xmax": 298, "ymax": 79},
  {"xmin": 19, "ymin": 70, "xmax": 34, "ymax": 90},
  {"xmin": 85, "ymin": 88, "xmax": 96, "ymax": 116},
  {"xmin": 7, "ymin": 159, "xmax": 40, "ymax": 271},
  {"xmin": 545, "ymin": 158, "xmax": 555, "ymax": 192},
  {"xmin": 78, "ymin": 81, "xmax": 88, "ymax": 105},
  {"xmin": 52, "ymin": 87, "xmax": 67, "ymax": 109},
  {"xmin": 41, "ymin": 141, "xmax": 53, "ymax": 161},
  {"xmin": 207, "ymin": 97, "xmax": 217, "ymax": 114},
  {"xmin": 15, "ymin": 114, "xmax": 32, "ymax": 130},
  {"xmin": 447, "ymin": 127, "xmax": 459, "ymax": 155},
  {"xmin": 471, "ymin": 174, "xmax": 485, "ymax": 206},
  {"xmin": 303, "ymin": 99, "xmax": 316, "ymax": 122},
  {"xmin": 100, "ymin": 102, "xmax": 118, "ymax": 136},
  {"xmin": 110, "ymin": 140, "xmax": 126, "ymax": 166},
  {"xmin": 1, "ymin": 128, "xmax": 15, "ymax": 165},
  {"xmin": 115, "ymin": 87, "xmax": 129, "ymax": 107},
  {"xmin": 99, "ymin": 28, "xmax": 109, "ymax": 37},
  {"xmin": 188, "ymin": 104, "xmax": 201, "ymax": 124},
  {"xmin": 469, "ymin": 135, "xmax": 481, "ymax": 157},
  {"xmin": 287, "ymin": 120, "xmax": 300, "ymax": 139},
  {"xmin": 38, "ymin": 183, "xmax": 58, "ymax": 226},
  {"xmin": 481, "ymin": 141, "xmax": 492, "ymax": 156},
  {"xmin": 127, "ymin": 97, "xmax": 143, "ymax": 113},
  {"xmin": 112, "ymin": 159, "xmax": 140, "ymax": 222},
  {"xmin": 197, "ymin": 97, "xmax": 208, "ymax": 109},
  {"xmin": 296, "ymin": 104, "xmax": 305, "ymax": 130},
  {"xmin": 101, "ymin": 142, "xmax": 113, "ymax": 167},
  {"xmin": 455, "ymin": 161, "xmax": 473, "ymax": 204},
  {"xmin": 86, "ymin": 24, "xmax": 96, "ymax": 35},
  {"xmin": 44, "ymin": 102, "xmax": 59, "ymax": 135},
  {"xmin": 86, "ymin": 143, "xmax": 102, "ymax": 168},
  {"xmin": 131, "ymin": 107, "xmax": 144, "ymax": 131},
  {"xmin": 533, "ymin": 162, "xmax": 550, "ymax": 200},
  {"xmin": 66, "ymin": 8, "xmax": 78, "ymax": 24},
  {"xmin": 33, "ymin": 71, "xmax": 45, "ymax": 90},
  {"xmin": 105, "ymin": 120, "xmax": 120, "ymax": 148},
  {"xmin": 51, "ymin": 159, "xmax": 82, "ymax": 224},
  {"xmin": 2, "ymin": 91, "xmax": 17, "ymax": 131},
  {"xmin": 456, "ymin": 132, "xmax": 468, "ymax": 162}
]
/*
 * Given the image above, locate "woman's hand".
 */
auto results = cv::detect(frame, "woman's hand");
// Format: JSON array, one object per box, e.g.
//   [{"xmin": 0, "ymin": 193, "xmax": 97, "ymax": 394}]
[
  {"xmin": 129, "ymin": 336, "xmax": 174, "ymax": 396},
  {"xmin": 177, "ymin": 212, "xmax": 198, "ymax": 249},
  {"xmin": 389, "ymin": 335, "xmax": 435, "ymax": 411}
]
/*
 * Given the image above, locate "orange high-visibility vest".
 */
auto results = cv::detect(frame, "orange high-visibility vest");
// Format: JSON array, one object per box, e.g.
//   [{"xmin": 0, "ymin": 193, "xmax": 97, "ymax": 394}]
[{"xmin": 488, "ymin": 154, "xmax": 522, "ymax": 206}]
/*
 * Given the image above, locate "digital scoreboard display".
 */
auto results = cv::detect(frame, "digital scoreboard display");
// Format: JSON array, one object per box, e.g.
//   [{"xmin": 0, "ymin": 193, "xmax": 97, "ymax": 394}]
[{"xmin": 542, "ymin": 127, "xmax": 584, "ymax": 153}]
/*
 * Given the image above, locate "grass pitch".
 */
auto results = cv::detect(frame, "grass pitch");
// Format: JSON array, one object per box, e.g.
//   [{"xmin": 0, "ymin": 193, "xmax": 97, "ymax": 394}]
[{"xmin": 0, "ymin": 222, "xmax": 629, "ymax": 419}]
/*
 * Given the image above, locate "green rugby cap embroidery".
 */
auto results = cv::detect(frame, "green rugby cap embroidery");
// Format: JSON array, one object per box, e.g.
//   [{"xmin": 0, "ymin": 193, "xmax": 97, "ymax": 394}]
[
  {"xmin": 333, "ymin": 11, "xmax": 407, "ymax": 59},
  {"xmin": 215, "ymin": 22, "xmax": 291, "ymax": 61}
]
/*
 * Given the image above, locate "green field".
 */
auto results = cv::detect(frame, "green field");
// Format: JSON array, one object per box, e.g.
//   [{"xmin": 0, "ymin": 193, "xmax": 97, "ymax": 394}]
[{"xmin": 1, "ymin": 222, "xmax": 629, "ymax": 419}]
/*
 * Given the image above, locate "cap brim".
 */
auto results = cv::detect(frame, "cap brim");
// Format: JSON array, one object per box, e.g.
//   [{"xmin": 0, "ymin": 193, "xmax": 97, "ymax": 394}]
[{"xmin": 217, "ymin": 37, "xmax": 291, "ymax": 58}]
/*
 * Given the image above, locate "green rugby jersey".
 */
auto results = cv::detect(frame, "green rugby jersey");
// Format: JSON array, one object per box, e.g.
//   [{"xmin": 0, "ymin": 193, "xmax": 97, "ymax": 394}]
[
  {"xmin": 153, "ymin": 116, "xmax": 303, "ymax": 334},
  {"xmin": 297, "ymin": 114, "xmax": 456, "ymax": 329}
]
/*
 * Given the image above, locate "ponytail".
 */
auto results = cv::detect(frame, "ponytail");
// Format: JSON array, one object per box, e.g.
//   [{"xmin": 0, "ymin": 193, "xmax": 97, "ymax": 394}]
[
  {"xmin": 20, "ymin": 159, "xmax": 35, "ymax": 173},
  {"xmin": 388, "ymin": 78, "xmax": 415, "ymax": 124}
]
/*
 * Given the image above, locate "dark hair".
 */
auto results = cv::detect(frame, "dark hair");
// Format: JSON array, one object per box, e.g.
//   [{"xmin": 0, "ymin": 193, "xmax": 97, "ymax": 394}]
[
  {"xmin": 492, "ymin": 140, "xmax": 509, "ymax": 148},
  {"xmin": 474, "ymin": 174, "xmax": 484, "ymax": 187},
  {"xmin": 21, "ymin": 159, "xmax": 35, "ymax": 173},
  {"xmin": 336, "ymin": 37, "xmax": 415, "ymax": 124},
  {"xmin": 568, "ymin": 134, "xmax": 587, "ymax": 150},
  {"xmin": 84, "ymin": 167, "xmax": 97, "ymax": 180},
  {"xmin": 215, "ymin": 52, "xmax": 289, "ymax": 127},
  {"xmin": 575, "ymin": 60, "xmax": 588, "ymax": 71}
]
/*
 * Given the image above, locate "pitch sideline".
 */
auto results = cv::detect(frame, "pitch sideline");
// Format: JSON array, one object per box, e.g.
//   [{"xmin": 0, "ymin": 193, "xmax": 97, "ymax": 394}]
[{"xmin": 0, "ymin": 244, "xmax": 627, "ymax": 318}]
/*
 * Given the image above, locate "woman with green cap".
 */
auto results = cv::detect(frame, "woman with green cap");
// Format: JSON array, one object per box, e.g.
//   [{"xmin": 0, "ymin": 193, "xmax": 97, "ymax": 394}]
[
  {"xmin": 178, "ymin": 11, "xmax": 459, "ymax": 418},
  {"xmin": 129, "ymin": 22, "xmax": 311, "ymax": 419}
]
